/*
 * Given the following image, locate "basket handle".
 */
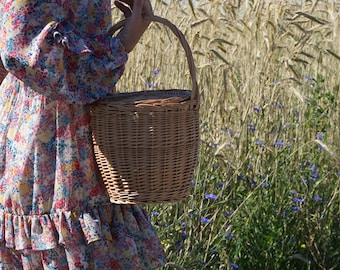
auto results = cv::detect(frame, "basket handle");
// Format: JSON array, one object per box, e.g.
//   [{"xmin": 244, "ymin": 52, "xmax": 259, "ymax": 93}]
[{"xmin": 109, "ymin": 15, "xmax": 199, "ymax": 102}]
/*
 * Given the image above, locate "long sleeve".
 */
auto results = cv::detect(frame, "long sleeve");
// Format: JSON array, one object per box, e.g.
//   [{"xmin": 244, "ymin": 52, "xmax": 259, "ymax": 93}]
[{"xmin": 0, "ymin": 0, "xmax": 128, "ymax": 104}]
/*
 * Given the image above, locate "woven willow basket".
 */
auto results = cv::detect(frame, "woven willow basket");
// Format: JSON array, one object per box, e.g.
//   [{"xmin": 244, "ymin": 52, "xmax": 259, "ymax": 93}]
[{"xmin": 90, "ymin": 15, "xmax": 200, "ymax": 204}]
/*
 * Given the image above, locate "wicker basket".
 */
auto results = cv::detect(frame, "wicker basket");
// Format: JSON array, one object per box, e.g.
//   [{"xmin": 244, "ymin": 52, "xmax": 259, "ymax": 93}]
[{"xmin": 89, "ymin": 15, "xmax": 200, "ymax": 204}]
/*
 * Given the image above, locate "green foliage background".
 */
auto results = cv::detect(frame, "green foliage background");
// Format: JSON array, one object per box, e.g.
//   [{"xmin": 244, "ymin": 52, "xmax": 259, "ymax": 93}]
[{"xmin": 113, "ymin": 1, "xmax": 340, "ymax": 269}]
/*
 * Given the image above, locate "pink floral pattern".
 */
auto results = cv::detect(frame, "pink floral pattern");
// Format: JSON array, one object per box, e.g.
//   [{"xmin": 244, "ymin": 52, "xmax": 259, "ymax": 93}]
[{"xmin": 0, "ymin": 0, "xmax": 166, "ymax": 269}]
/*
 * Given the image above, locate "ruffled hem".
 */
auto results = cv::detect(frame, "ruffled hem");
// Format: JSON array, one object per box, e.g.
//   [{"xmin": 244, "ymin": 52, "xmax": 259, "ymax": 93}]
[{"xmin": 0, "ymin": 204, "xmax": 166, "ymax": 269}]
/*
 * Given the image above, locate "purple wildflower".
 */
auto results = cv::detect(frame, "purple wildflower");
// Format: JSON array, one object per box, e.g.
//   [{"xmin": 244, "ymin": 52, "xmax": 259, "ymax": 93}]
[
  {"xmin": 256, "ymin": 140, "xmax": 264, "ymax": 146},
  {"xmin": 310, "ymin": 173, "xmax": 320, "ymax": 179},
  {"xmin": 290, "ymin": 190, "xmax": 297, "ymax": 195},
  {"xmin": 204, "ymin": 193, "xmax": 218, "ymax": 200},
  {"xmin": 151, "ymin": 211, "xmax": 159, "ymax": 216},
  {"xmin": 274, "ymin": 141, "xmax": 285, "ymax": 147},
  {"xmin": 201, "ymin": 217, "xmax": 211, "ymax": 224},
  {"xmin": 292, "ymin": 206, "xmax": 301, "ymax": 211},
  {"xmin": 248, "ymin": 124, "xmax": 255, "ymax": 132},
  {"xmin": 313, "ymin": 196, "xmax": 323, "ymax": 202},
  {"xmin": 224, "ymin": 211, "xmax": 233, "ymax": 217},
  {"xmin": 293, "ymin": 197, "xmax": 304, "ymax": 203},
  {"xmin": 230, "ymin": 263, "xmax": 239, "ymax": 269},
  {"xmin": 311, "ymin": 164, "xmax": 317, "ymax": 172},
  {"xmin": 228, "ymin": 129, "xmax": 234, "ymax": 137},
  {"xmin": 316, "ymin": 133, "xmax": 324, "ymax": 140},
  {"xmin": 216, "ymin": 182, "xmax": 224, "ymax": 189},
  {"xmin": 225, "ymin": 233, "xmax": 234, "ymax": 239},
  {"xmin": 145, "ymin": 81, "xmax": 154, "ymax": 88}
]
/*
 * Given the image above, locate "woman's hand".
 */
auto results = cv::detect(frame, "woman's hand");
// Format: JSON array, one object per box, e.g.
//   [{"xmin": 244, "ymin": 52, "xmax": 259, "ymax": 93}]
[{"xmin": 114, "ymin": 0, "xmax": 153, "ymax": 53}]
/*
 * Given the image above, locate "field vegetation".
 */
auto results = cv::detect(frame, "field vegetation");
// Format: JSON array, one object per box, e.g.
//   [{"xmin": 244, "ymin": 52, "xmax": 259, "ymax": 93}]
[{"xmin": 113, "ymin": 0, "xmax": 339, "ymax": 269}]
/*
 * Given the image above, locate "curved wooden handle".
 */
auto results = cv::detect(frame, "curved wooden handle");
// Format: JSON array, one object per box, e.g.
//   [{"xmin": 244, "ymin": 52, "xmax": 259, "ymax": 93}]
[{"xmin": 109, "ymin": 15, "xmax": 199, "ymax": 101}]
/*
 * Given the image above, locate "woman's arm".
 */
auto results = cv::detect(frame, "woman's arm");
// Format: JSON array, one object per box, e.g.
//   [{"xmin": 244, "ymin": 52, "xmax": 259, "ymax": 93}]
[{"xmin": 0, "ymin": 0, "xmax": 148, "ymax": 104}]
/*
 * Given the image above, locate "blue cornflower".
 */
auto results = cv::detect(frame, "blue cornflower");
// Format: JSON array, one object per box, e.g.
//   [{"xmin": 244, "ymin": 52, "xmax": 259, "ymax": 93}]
[
  {"xmin": 230, "ymin": 262, "xmax": 239, "ymax": 269},
  {"xmin": 292, "ymin": 206, "xmax": 301, "ymax": 212},
  {"xmin": 225, "ymin": 233, "xmax": 234, "ymax": 239},
  {"xmin": 316, "ymin": 133, "xmax": 324, "ymax": 140},
  {"xmin": 181, "ymin": 231, "xmax": 188, "ymax": 239},
  {"xmin": 313, "ymin": 196, "xmax": 323, "ymax": 201},
  {"xmin": 248, "ymin": 124, "xmax": 255, "ymax": 132},
  {"xmin": 204, "ymin": 193, "xmax": 218, "ymax": 200},
  {"xmin": 256, "ymin": 140, "xmax": 264, "ymax": 146},
  {"xmin": 261, "ymin": 182, "xmax": 269, "ymax": 187},
  {"xmin": 216, "ymin": 182, "xmax": 224, "ymax": 189},
  {"xmin": 253, "ymin": 106, "xmax": 261, "ymax": 112},
  {"xmin": 311, "ymin": 164, "xmax": 317, "ymax": 172},
  {"xmin": 289, "ymin": 190, "xmax": 297, "ymax": 195},
  {"xmin": 293, "ymin": 197, "xmax": 304, "ymax": 203},
  {"xmin": 224, "ymin": 211, "xmax": 233, "ymax": 217},
  {"xmin": 228, "ymin": 129, "xmax": 234, "ymax": 137},
  {"xmin": 201, "ymin": 217, "xmax": 211, "ymax": 224},
  {"xmin": 145, "ymin": 81, "xmax": 154, "ymax": 88},
  {"xmin": 276, "ymin": 103, "xmax": 282, "ymax": 109},
  {"xmin": 248, "ymin": 163, "xmax": 253, "ymax": 170},
  {"xmin": 151, "ymin": 211, "xmax": 159, "ymax": 216},
  {"xmin": 310, "ymin": 173, "xmax": 320, "ymax": 179},
  {"xmin": 274, "ymin": 141, "xmax": 285, "ymax": 147},
  {"xmin": 337, "ymin": 172, "xmax": 340, "ymax": 177},
  {"xmin": 153, "ymin": 69, "xmax": 160, "ymax": 75}
]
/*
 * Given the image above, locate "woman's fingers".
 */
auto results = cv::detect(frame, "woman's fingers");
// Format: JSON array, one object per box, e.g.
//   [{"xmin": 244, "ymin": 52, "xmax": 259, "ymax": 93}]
[
  {"xmin": 132, "ymin": 0, "xmax": 144, "ymax": 14},
  {"xmin": 114, "ymin": 1, "xmax": 132, "ymax": 17},
  {"xmin": 141, "ymin": 0, "xmax": 153, "ymax": 16},
  {"xmin": 115, "ymin": 0, "xmax": 154, "ymax": 52},
  {"xmin": 115, "ymin": 0, "xmax": 152, "ymax": 18}
]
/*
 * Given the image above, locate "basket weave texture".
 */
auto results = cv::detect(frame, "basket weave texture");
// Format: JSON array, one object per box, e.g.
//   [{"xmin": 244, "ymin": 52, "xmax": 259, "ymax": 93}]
[{"xmin": 90, "ymin": 15, "xmax": 200, "ymax": 204}]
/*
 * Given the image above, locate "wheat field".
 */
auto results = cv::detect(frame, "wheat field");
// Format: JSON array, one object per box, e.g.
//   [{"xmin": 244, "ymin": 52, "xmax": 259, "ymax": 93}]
[{"xmin": 113, "ymin": 1, "xmax": 339, "ymax": 269}]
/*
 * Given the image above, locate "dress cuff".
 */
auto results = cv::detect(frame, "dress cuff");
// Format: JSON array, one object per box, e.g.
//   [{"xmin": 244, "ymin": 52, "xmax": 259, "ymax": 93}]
[{"xmin": 109, "ymin": 37, "xmax": 128, "ymax": 66}]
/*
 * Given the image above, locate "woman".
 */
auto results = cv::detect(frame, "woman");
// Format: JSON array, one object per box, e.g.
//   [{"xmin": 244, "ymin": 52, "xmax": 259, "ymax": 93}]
[{"xmin": 0, "ymin": 0, "xmax": 166, "ymax": 269}]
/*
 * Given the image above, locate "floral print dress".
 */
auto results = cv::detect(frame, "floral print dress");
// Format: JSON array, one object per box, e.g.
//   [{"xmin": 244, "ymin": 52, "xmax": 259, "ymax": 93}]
[{"xmin": 0, "ymin": 0, "xmax": 166, "ymax": 269}]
